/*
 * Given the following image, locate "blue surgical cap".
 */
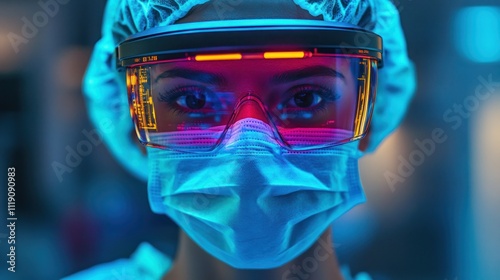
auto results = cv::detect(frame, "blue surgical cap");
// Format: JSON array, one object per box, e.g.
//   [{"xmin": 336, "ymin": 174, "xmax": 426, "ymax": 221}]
[{"xmin": 84, "ymin": 0, "xmax": 416, "ymax": 180}]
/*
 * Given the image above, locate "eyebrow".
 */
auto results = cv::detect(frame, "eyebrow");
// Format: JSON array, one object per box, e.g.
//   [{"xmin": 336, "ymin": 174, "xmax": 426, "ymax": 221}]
[
  {"xmin": 271, "ymin": 66, "xmax": 346, "ymax": 84},
  {"xmin": 154, "ymin": 68, "xmax": 227, "ymax": 85},
  {"xmin": 154, "ymin": 65, "xmax": 345, "ymax": 85}
]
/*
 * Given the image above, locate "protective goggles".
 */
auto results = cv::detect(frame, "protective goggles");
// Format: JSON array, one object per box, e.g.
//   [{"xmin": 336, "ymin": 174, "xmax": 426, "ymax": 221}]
[{"xmin": 116, "ymin": 19, "xmax": 383, "ymax": 152}]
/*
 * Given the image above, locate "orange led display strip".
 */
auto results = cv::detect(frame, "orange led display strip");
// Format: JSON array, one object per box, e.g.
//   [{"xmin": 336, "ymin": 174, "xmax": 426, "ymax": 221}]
[
  {"xmin": 194, "ymin": 51, "xmax": 309, "ymax": 62},
  {"xmin": 263, "ymin": 51, "xmax": 306, "ymax": 59},
  {"xmin": 195, "ymin": 53, "xmax": 242, "ymax": 61}
]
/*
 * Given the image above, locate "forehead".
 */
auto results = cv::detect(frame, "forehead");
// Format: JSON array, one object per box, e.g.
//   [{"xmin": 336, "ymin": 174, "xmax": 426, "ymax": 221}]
[
  {"xmin": 175, "ymin": 0, "xmax": 323, "ymax": 24},
  {"xmin": 156, "ymin": 57, "xmax": 350, "ymax": 73},
  {"xmin": 152, "ymin": 57, "xmax": 353, "ymax": 81}
]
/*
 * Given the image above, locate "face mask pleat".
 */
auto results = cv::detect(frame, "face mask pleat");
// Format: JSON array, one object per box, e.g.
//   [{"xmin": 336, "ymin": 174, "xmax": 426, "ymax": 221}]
[{"xmin": 147, "ymin": 119, "xmax": 365, "ymax": 269}]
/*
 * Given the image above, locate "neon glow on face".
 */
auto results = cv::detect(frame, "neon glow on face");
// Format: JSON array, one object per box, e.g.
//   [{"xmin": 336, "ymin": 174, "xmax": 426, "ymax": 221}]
[{"xmin": 151, "ymin": 57, "xmax": 357, "ymax": 132}]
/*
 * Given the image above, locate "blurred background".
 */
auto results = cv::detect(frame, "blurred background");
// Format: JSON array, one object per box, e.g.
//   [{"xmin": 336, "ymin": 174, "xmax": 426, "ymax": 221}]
[{"xmin": 0, "ymin": 0, "xmax": 499, "ymax": 279}]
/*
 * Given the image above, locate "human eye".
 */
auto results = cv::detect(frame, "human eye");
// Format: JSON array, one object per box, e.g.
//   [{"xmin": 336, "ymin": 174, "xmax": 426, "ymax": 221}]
[
  {"xmin": 280, "ymin": 85, "xmax": 340, "ymax": 112},
  {"xmin": 158, "ymin": 85, "xmax": 221, "ymax": 116}
]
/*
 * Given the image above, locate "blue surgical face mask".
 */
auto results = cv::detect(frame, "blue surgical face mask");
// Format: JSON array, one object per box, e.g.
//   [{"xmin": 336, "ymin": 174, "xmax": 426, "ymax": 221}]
[{"xmin": 147, "ymin": 118, "xmax": 365, "ymax": 269}]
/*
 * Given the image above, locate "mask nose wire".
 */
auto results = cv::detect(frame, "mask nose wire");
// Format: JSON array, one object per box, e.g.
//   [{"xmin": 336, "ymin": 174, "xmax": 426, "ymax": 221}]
[
  {"xmin": 231, "ymin": 93, "xmax": 271, "ymax": 124},
  {"xmin": 211, "ymin": 92, "xmax": 288, "ymax": 150}
]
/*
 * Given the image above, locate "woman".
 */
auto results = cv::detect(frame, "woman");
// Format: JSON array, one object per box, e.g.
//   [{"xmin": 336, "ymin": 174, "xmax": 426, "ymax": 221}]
[{"xmin": 65, "ymin": 0, "xmax": 415, "ymax": 279}]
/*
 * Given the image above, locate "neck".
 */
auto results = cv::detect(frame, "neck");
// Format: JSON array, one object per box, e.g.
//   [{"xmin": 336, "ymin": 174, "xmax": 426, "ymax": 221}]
[{"xmin": 162, "ymin": 228, "xmax": 344, "ymax": 280}]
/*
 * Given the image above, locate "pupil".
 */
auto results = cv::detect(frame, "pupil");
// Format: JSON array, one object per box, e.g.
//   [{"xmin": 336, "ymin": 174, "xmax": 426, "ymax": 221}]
[
  {"xmin": 186, "ymin": 93, "xmax": 206, "ymax": 109},
  {"xmin": 294, "ymin": 92, "xmax": 314, "ymax": 108}
]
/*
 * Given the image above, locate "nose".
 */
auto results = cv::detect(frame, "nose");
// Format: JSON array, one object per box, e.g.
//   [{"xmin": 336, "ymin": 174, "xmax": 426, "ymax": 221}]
[{"xmin": 231, "ymin": 96, "xmax": 270, "ymax": 124}]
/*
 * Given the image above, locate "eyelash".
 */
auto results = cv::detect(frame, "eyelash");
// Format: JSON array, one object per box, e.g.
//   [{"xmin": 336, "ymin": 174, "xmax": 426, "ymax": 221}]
[
  {"xmin": 157, "ymin": 84, "xmax": 341, "ymax": 115},
  {"xmin": 158, "ymin": 85, "xmax": 211, "ymax": 114},
  {"xmin": 158, "ymin": 85, "xmax": 207, "ymax": 103},
  {"xmin": 288, "ymin": 84, "xmax": 340, "ymax": 99},
  {"xmin": 284, "ymin": 85, "xmax": 341, "ymax": 109}
]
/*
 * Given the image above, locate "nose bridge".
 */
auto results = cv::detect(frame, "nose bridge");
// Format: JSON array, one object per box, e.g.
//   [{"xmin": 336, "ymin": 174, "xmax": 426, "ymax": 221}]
[
  {"xmin": 231, "ymin": 94, "xmax": 270, "ymax": 124},
  {"xmin": 218, "ymin": 94, "xmax": 287, "ymax": 152}
]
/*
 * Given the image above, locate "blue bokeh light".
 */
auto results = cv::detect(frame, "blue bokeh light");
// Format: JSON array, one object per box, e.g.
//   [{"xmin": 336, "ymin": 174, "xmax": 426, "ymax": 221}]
[{"xmin": 454, "ymin": 6, "xmax": 500, "ymax": 63}]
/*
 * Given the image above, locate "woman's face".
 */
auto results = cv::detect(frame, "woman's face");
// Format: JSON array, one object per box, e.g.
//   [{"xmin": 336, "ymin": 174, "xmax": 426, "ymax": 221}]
[{"xmin": 140, "ymin": 1, "xmax": 368, "ymax": 270}]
